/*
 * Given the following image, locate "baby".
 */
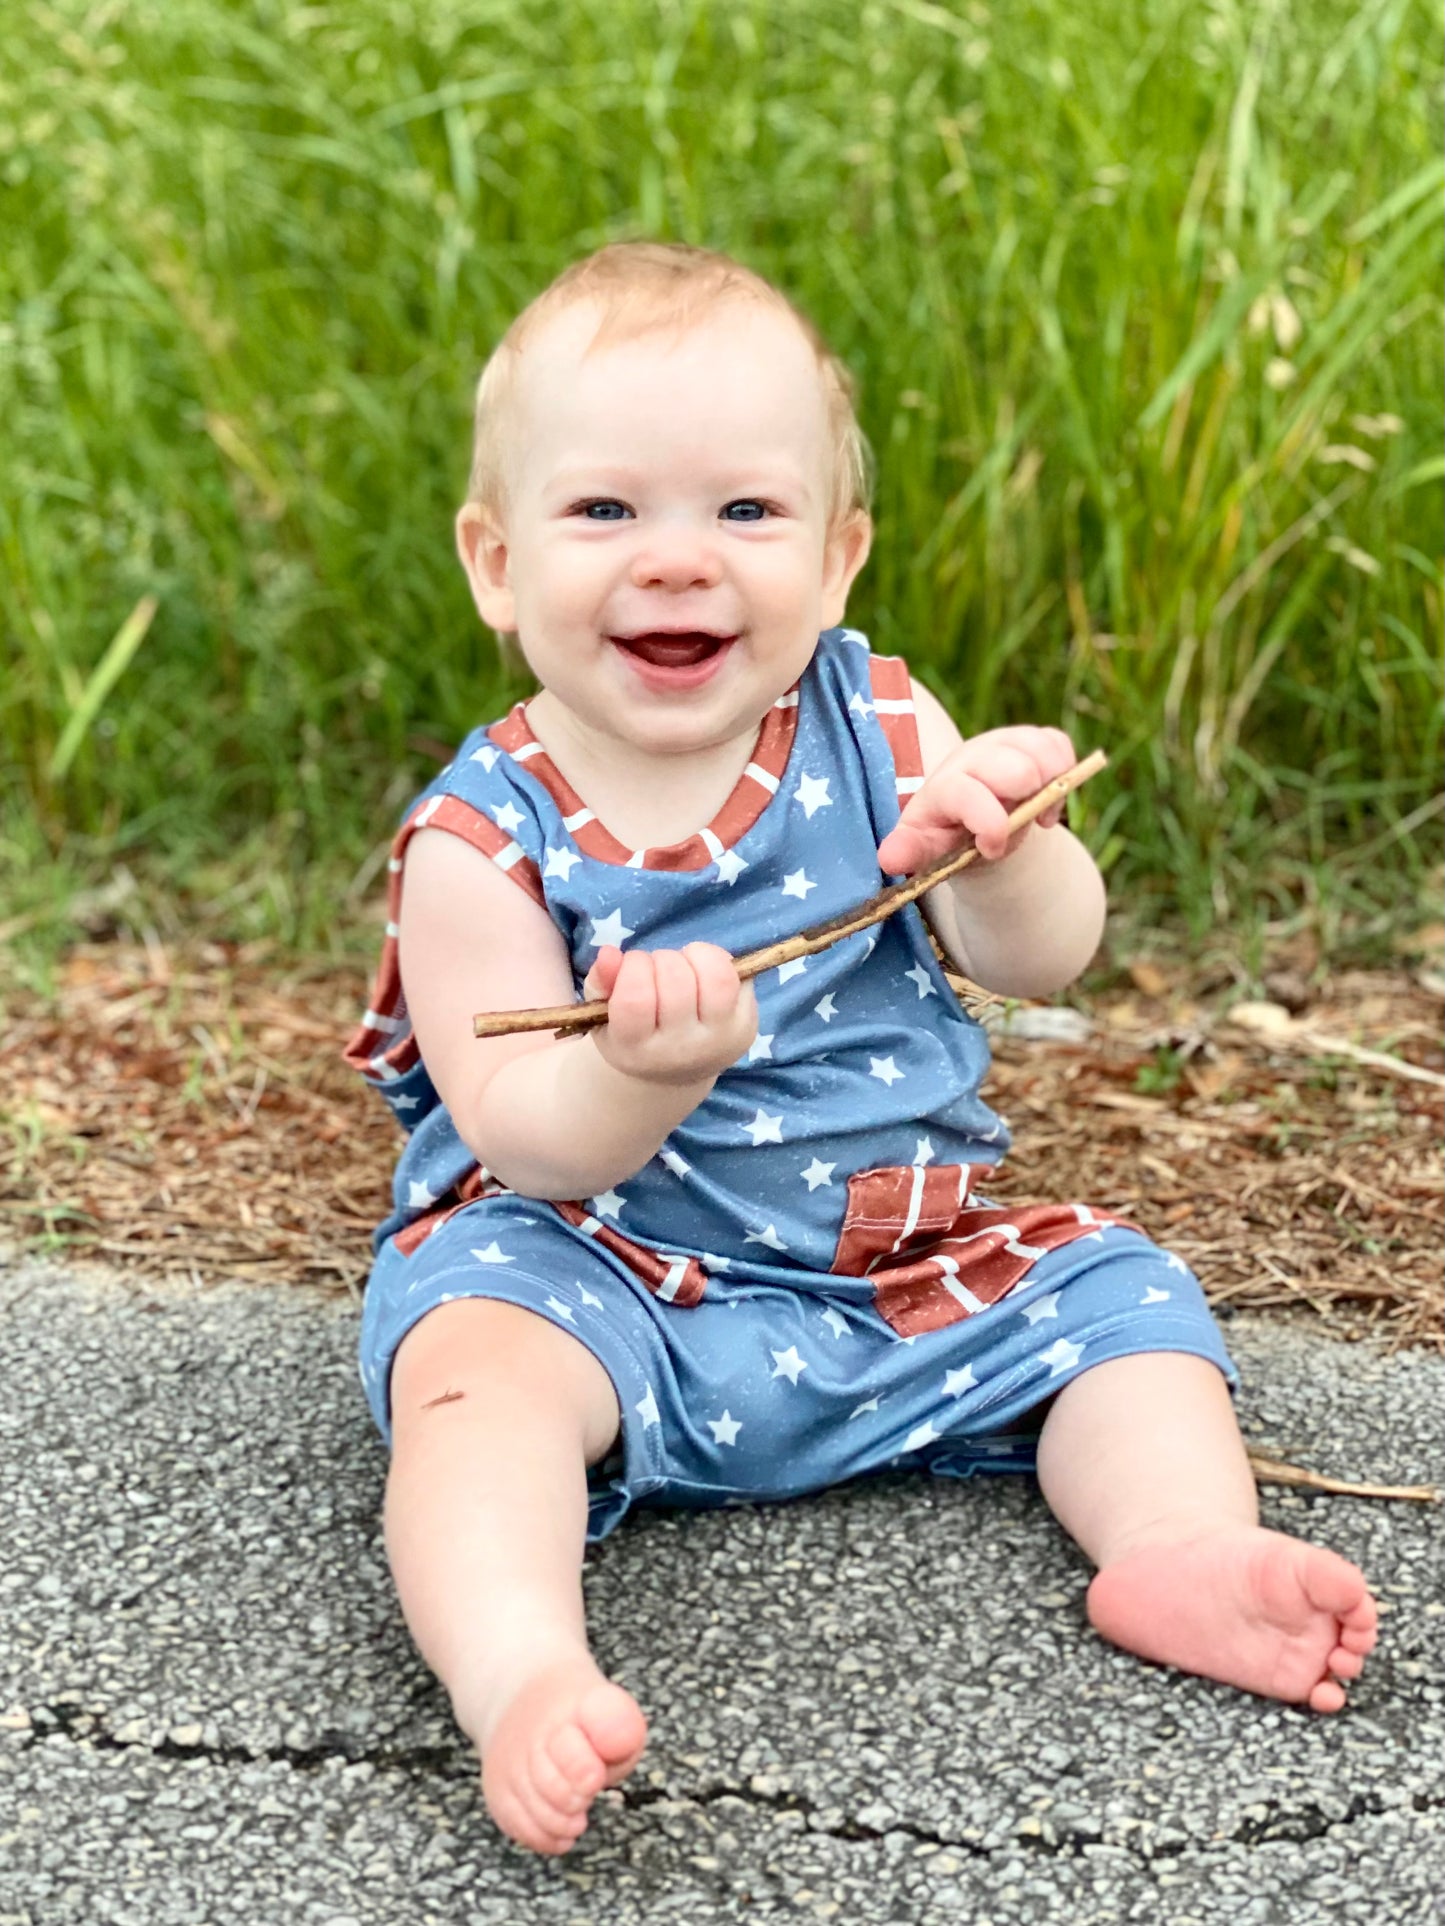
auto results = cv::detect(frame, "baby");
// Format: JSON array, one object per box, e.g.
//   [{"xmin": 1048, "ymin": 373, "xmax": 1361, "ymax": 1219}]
[{"xmin": 345, "ymin": 241, "xmax": 1377, "ymax": 1856}]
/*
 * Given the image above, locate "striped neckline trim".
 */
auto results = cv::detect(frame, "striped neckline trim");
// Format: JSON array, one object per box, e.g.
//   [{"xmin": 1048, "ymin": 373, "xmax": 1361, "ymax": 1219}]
[{"xmin": 486, "ymin": 684, "xmax": 802, "ymax": 871}]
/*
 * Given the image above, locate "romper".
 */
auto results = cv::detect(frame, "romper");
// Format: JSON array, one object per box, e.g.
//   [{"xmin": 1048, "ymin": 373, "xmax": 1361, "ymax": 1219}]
[{"xmin": 344, "ymin": 627, "xmax": 1237, "ymax": 1540}]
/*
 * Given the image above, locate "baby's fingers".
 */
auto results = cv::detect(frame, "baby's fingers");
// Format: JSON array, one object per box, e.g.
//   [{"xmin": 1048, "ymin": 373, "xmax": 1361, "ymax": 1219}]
[
  {"xmin": 682, "ymin": 942, "xmax": 744, "ymax": 1024},
  {"xmin": 650, "ymin": 947, "xmax": 702, "ymax": 1027},
  {"xmin": 583, "ymin": 945, "xmax": 625, "ymax": 1001},
  {"xmin": 596, "ymin": 949, "xmax": 659, "ymax": 1041}
]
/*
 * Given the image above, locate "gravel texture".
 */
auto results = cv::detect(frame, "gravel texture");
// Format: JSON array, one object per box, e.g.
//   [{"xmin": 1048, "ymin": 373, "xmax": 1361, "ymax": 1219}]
[{"xmin": 2, "ymin": 1257, "xmax": 1441, "ymax": 1925}]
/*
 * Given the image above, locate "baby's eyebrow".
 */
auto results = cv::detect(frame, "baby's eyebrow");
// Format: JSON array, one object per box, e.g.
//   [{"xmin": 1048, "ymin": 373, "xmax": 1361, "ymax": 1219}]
[{"xmin": 547, "ymin": 466, "xmax": 643, "ymax": 493}]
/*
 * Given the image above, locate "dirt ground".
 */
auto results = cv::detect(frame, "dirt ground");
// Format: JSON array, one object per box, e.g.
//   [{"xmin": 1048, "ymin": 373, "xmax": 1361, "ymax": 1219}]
[{"xmin": 2, "ymin": 936, "xmax": 1440, "ymax": 1352}]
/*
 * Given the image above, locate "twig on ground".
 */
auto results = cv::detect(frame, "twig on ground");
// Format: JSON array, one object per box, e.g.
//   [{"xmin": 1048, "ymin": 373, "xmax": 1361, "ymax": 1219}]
[
  {"xmin": 1246, "ymin": 1451, "xmax": 1440, "ymax": 1504},
  {"xmin": 473, "ymin": 749, "xmax": 1109, "ymax": 1039}
]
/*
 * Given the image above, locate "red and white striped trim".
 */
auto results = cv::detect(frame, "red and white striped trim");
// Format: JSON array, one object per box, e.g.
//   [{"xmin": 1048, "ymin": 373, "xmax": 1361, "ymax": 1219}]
[
  {"xmin": 342, "ymin": 789, "xmax": 546, "ymax": 1083},
  {"xmin": 390, "ymin": 1166, "xmax": 511, "ymax": 1258},
  {"xmin": 866, "ymin": 654, "xmax": 925, "ymax": 802},
  {"xmin": 832, "ymin": 1162, "xmax": 1141, "ymax": 1338},
  {"xmin": 486, "ymin": 687, "xmax": 800, "ymax": 871},
  {"xmin": 552, "ymin": 1202, "xmax": 710, "ymax": 1306}
]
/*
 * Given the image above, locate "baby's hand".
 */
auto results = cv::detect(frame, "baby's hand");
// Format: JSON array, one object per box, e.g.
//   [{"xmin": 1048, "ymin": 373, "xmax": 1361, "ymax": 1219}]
[
  {"xmin": 582, "ymin": 943, "xmax": 759, "ymax": 1087},
  {"xmin": 876, "ymin": 725, "xmax": 1077, "ymax": 874}
]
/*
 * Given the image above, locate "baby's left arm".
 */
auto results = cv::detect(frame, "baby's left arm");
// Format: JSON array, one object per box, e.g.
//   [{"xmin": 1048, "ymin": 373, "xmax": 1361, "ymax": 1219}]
[{"xmin": 874, "ymin": 679, "xmax": 1107, "ymax": 999}]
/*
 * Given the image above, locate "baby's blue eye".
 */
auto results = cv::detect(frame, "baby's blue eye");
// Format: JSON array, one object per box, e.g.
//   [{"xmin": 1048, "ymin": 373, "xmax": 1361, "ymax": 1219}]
[
  {"xmin": 577, "ymin": 499, "xmax": 631, "ymax": 521},
  {"xmin": 722, "ymin": 500, "xmax": 769, "ymax": 522}
]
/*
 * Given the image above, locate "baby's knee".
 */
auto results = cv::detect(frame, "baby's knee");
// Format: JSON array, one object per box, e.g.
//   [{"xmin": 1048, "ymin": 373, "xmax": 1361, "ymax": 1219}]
[{"xmin": 389, "ymin": 1296, "xmax": 621, "ymax": 1462}]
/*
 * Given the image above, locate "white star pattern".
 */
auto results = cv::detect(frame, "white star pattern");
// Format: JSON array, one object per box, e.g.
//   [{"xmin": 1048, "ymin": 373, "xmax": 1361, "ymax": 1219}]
[
  {"xmin": 543, "ymin": 846, "xmax": 582, "ymax": 881},
  {"xmin": 1038, "ymin": 1337, "xmax": 1085, "ymax": 1377},
  {"xmin": 781, "ymin": 868, "xmax": 817, "ymax": 901},
  {"xmin": 491, "ymin": 800, "xmax": 526, "ymax": 835},
  {"xmin": 591, "ymin": 1188, "xmax": 626, "ymax": 1220},
  {"xmin": 1020, "ymin": 1292, "xmax": 1061, "ymax": 1325},
  {"xmin": 869, "ymin": 1056, "xmax": 905, "ymax": 1086},
  {"xmin": 943, "ymin": 1366, "xmax": 977, "ymax": 1397},
  {"xmin": 821, "ymin": 1307, "xmax": 850, "ymax": 1338},
  {"xmin": 636, "ymin": 1387, "xmax": 661, "ymax": 1427},
  {"xmin": 659, "ymin": 1147, "xmax": 692, "ymax": 1178},
  {"xmin": 745, "ymin": 1224, "xmax": 789, "ymax": 1251},
  {"xmin": 407, "ymin": 1179, "xmax": 437, "ymax": 1209},
  {"xmin": 579, "ymin": 1286, "xmax": 604, "ymax": 1309},
  {"xmin": 1141, "ymin": 1285, "xmax": 1172, "ymax": 1304},
  {"xmin": 848, "ymin": 1395, "xmax": 882, "ymax": 1420},
  {"xmin": 544, "ymin": 1295, "xmax": 577, "ymax": 1323},
  {"xmin": 1165, "ymin": 1253, "xmax": 1189, "ymax": 1272},
  {"xmin": 701, "ymin": 1252, "xmax": 732, "ymax": 1271},
  {"xmin": 777, "ymin": 958, "xmax": 808, "ymax": 984},
  {"xmin": 903, "ymin": 963, "xmax": 939, "ymax": 1000},
  {"xmin": 747, "ymin": 1034, "xmax": 775, "ymax": 1062},
  {"xmin": 771, "ymin": 1346, "xmax": 808, "ymax": 1385},
  {"xmin": 794, "ymin": 773, "xmax": 833, "ymax": 818},
  {"xmin": 388, "ymin": 1092, "xmax": 420, "ymax": 1112},
  {"xmin": 469, "ymin": 745, "xmax": 500, "ymax": 771},
  {"xmin": 813, "ymin": 993, "xmax": 839, "ymax": 1022},
  {"xmin": 849, "ymin": 690, "xmax": 875, "ymax": 721},
  {"xmin": 742, "ymin": 1108, "xmax": 784, "ymax": 1146},
  {"xmin": 470, "ymin": 1243, "xmax": 515, "ymax": 1265},
  {"xmin": 588, "ymin": 908, "xmax": 634, "ymax": 949},
  {"xmin": 913, "ymin": 1136, "xmax": 935, "ymax": 1166},
  {"xmin": 708, "ymin": 1411, "xmax": 743, "ymax": 1446},
  {"xmin": 714, "ymin": 849, "xmax": 748, "ymax": 885},
  {"xmin": 800, "ymin": 1157, "xmax": 836, "ymax": 1190},
  {"xmin": 905, "ymin": 1419, "xmax": 941, "ymax": 1452}
]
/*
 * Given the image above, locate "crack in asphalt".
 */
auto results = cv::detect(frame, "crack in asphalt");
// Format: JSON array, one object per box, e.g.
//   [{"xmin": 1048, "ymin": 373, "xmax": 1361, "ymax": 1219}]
[
  {"xmin": 14, "ymin": 1705, "xmax": 1444, "ymax": 1862},
  {"xmin": 619, "ymin": 1779, "xmax": 1445, "ymax": 1858},
  {"xmin": 15, "ymin": 1702, "xmax": 471, "ymax": 1781}
]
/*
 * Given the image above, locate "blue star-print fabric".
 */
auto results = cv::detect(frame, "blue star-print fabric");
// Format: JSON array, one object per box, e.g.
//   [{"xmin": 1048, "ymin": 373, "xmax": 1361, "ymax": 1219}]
[{"xmin": 346, "ymin": 628, "xmax": 1238, "ymax": 1539}]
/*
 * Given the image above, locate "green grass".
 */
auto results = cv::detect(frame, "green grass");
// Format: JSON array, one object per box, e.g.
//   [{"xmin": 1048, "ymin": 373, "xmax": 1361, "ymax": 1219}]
[{"xmin": 2, "ymin": 0, "xmax": 1441, "ymax": 961}]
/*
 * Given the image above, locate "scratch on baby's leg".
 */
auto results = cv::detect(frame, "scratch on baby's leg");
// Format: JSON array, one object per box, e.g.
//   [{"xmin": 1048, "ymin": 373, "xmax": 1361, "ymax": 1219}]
[{"xmin": 422, "ymin": 1388, "xmax": 466, "ymax": 1409}]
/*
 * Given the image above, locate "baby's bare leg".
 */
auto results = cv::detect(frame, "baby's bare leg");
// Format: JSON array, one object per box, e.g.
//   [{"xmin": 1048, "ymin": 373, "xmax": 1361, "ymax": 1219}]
[
  {"xmin": 385, "ymin": 1299, "xmax": 647, "ymax": 1853},
  {"xmin": 1035, "ymin": 1353, "xmax": 1377, "ymax": 1712}
]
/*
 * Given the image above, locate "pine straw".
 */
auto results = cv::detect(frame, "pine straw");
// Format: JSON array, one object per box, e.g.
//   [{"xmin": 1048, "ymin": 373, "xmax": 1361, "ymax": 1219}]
[{"xmin": 1, "ymin": 941, "xmax": 1440, "ymax": 1351}]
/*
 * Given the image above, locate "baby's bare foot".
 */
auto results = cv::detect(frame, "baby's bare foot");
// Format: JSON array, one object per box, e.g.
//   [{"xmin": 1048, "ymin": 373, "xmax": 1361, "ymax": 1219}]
[
  {"xmin": 470, "ymin": 1653, "xmax": 648, "ymax": 1855},
  {"xmin": 1087, "ymin": 1525, "xmax": 1378, "ymax": 1712}
]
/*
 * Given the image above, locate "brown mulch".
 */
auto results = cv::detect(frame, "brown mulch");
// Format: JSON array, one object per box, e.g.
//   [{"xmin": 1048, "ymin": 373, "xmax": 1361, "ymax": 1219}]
[{"xmin": 1, "ymin": 940, "xmax": 1440, "ymax": 1351}]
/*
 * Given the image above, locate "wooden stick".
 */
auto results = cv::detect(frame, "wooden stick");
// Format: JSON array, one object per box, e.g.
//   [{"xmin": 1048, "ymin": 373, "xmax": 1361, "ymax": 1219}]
[
  {"xmin": 1247, "ymin": 1451, "xmax": 1441, "ymax": 1504},
  {"xmin": 474, "ymin": 749, "xmax": 1109, "ymax": 1039}
]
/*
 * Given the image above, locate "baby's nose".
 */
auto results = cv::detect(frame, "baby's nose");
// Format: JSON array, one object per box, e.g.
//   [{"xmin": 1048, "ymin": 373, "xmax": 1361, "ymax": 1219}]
[{"xmin": 629, "ymin": 527, "xmax": 723, "ymax": 591}]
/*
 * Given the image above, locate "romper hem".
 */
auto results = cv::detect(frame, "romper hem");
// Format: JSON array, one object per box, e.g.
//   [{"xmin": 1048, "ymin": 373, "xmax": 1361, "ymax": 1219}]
[{"xmin": 358, "ymin": 1252, "xmax": 671, "ymax": 1542}]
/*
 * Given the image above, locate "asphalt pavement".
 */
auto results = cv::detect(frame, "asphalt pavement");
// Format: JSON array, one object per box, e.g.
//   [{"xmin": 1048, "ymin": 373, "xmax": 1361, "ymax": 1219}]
[{"xmin": 1, "ymin": 1254, "xmax": 1441, "ymax": 1926}]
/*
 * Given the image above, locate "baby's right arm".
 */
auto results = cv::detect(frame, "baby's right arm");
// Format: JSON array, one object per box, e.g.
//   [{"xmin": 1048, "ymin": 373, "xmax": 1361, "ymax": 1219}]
[{"xmin": 397, "ymin": 829, "xmax": 758, "ymax": 1201}]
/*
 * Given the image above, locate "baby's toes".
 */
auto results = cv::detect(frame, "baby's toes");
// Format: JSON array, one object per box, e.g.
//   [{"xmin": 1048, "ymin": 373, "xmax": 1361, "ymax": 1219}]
[
  {"xmin": 1325, "ymin": 1644, "xmax": 1366, "ymax": 1682},
  {"xmin": 576, "ymin": 1680, "xmax": 649, "ymax": 1777},
  {"xmin": 1338, "ymin": 1618, "xmax": 1378, "ymax": 1656},
  {"xmin": 528, "ymin": 1733, "xmax": 594, "ymax": 1820},
  {"xmin": 545, "ymin": 1719, "xmax": 610, "ymax": 1804},
  {"xmin": 487, "ymin": 1777, "xmax": 576, "ymax": 1857},
  {"xmin": 1300, "ymin": 1545, "xmax": 1371, "ymax": 1621},
  {"xmin": 1308, "ymin": 1674, "xmax": 1348, "ymax": 1715}
]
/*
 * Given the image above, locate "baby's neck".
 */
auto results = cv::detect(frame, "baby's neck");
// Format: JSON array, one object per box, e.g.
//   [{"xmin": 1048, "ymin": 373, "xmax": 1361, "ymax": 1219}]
[{"xmin": 524, "ymin": 689, "xmax": 768, "ymax": 853}]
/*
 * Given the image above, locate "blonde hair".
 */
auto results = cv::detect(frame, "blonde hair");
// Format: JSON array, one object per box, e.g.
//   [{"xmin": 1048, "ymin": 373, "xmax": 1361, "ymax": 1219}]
[{"xmin": 465, "ymin": 241, "xmax": 872, "ymax": 533}]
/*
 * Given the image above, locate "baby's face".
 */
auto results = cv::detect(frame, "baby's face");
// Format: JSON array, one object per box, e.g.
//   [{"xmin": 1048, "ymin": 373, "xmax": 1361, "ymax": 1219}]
[{"xmin": 459, "ymin": 301, "xmax": 869, "ymax": 760}]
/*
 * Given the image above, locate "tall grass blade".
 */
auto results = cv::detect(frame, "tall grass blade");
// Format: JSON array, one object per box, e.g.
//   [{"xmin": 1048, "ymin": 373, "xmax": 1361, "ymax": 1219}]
[{"xmin": 47, "ymin": 596, "xmax": 159, "ymax": 784}]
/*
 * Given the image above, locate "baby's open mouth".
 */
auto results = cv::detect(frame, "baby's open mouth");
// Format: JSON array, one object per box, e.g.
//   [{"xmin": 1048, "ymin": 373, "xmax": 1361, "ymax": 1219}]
[{"xmin": 611, "ymin": 631, "xmax": 735, "ymax": 668}]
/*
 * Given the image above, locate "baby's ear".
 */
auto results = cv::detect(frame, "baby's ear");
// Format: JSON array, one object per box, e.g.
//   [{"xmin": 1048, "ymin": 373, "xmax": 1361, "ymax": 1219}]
[
  {"xmin": 456, "ymin": 502, "xmax": 517, "ymax": 634},
  {"xmin": 820, "ymin": 512, "xmax": 872, "ymax": 627}
]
